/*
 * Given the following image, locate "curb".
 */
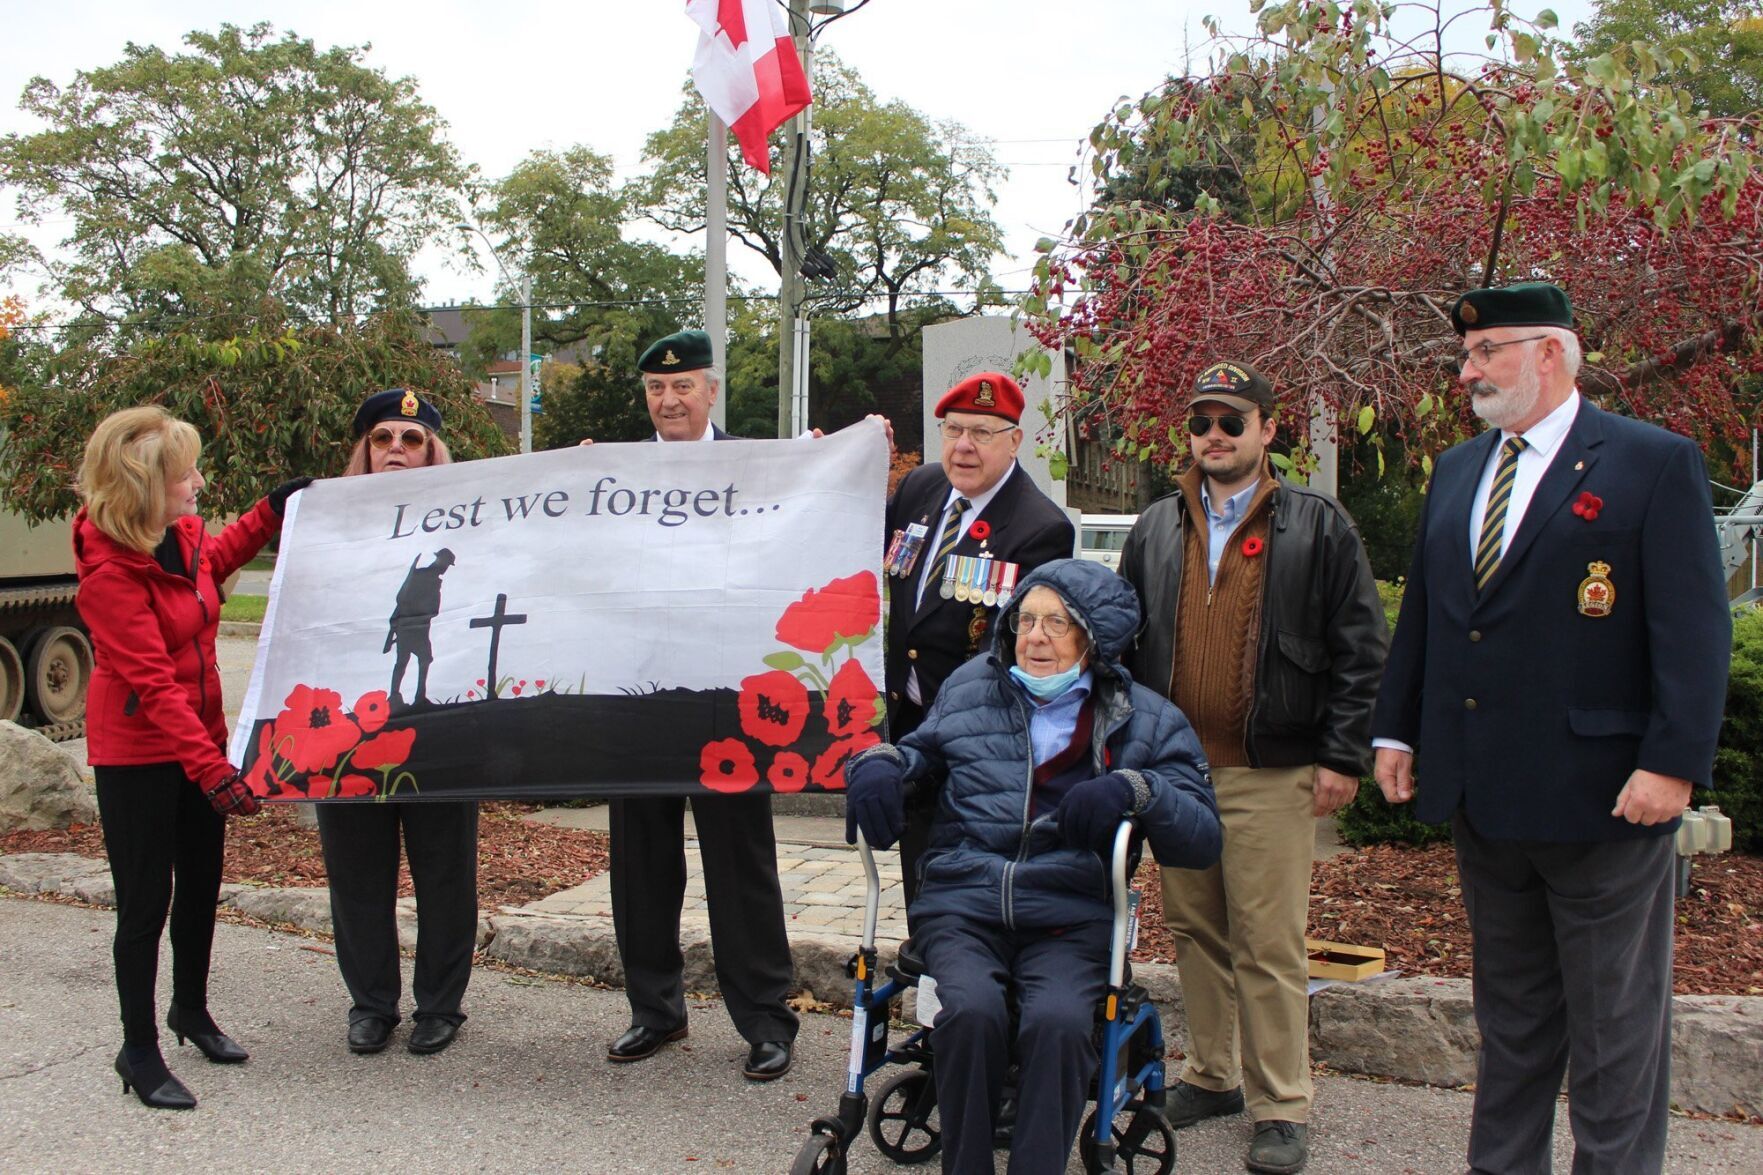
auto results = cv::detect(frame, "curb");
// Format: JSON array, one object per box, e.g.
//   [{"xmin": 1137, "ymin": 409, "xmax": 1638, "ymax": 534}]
[
  {"xmin": 4, "ymin": 850, "xmax": 1757, "ymax": 1117},
  {"xmin": 218, "ymin": 621, "xmax": 262, "ymax": 638}
]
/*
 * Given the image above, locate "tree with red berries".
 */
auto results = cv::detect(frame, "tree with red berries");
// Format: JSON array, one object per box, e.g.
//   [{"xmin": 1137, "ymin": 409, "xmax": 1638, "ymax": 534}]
[{"xmin": 1023, "ymin": 0, "xmax": 1763, "ymax": 476}]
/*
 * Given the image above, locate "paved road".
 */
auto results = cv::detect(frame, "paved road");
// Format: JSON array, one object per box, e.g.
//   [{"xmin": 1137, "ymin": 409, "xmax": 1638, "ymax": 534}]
[{"xmin": 2, "ymin": 900, "xmax": 1758, "ymax": 1174}]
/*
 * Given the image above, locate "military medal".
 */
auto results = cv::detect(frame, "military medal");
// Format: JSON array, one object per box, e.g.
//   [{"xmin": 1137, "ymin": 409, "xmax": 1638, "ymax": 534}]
[
  {"xmin": 982, "ymin": 559, "xmax": 1003, "ymax": 607},
  {"xmin": 886, "ymin": 522, "xmax": 928, "ymax": 579},
  {"xmin": 1577, "ymin": 561, "xmax": 1615, "ymax": 617},
  {"xmin": 967, "ymin": 555, "xmax": 991, "ymax": 603},
  {"xmin": 939, "ymin": 558, "xmax": 957, "ymax": 599},
  {"xmin": 996, "ymin": 562, "xmax": 1019, "ymax": 608}
]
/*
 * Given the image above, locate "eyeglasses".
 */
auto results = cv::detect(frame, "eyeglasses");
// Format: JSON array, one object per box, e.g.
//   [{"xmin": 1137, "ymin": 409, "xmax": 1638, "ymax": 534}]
[
  {"xmin": 939, "ymin": 421, "xmax": 1016, "ymax": 446},
  {"xmin": 1187, "ymin": 414, "xmax": 1248, "ymax": 438},
  {"xmin": 1009, "ymin": 611, "xmax": 1074, "ymax": 639},
  {"xmin": 1458, "ymin": 335, "xmax": 1548, "ymax": 369},
  {"xmin": 369, "ymin": 428, "xmax": 428, "ymax": 450}
]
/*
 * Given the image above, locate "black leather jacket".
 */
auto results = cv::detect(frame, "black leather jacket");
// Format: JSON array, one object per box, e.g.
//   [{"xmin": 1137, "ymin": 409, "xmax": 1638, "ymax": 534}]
[{"xmin": 1118, "ymin": 470, "xmax": 1387, "ymax": 777}]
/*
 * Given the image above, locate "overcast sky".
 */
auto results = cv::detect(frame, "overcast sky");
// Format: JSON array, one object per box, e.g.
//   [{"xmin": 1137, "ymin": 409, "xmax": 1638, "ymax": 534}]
[{"xmin": 2, "ymin": 1, "xmax": 1592, "ymax": 311}]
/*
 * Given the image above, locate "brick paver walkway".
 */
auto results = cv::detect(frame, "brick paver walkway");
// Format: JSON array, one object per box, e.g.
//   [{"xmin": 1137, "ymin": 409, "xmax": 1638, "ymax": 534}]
[{"xmin": 518, "ymin": 839, "xmax": 909, "ymax": 945}]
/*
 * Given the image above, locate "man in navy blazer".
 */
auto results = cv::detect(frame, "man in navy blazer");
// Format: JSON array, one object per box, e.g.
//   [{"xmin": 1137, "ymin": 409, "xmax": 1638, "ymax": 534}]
[
  {"xmin": 599, "ymin": 330, "xmax": 798, "ymax": 1082},
  {"xmin": 1373, "ymin": 284, "xmax": 1730, "ymax": 1172}
]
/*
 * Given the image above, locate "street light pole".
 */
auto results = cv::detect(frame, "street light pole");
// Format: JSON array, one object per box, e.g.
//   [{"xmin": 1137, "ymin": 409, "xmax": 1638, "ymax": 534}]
[
  {"xmin": 519, "ymin": 272, "xmax": 533, "ymax": 455},
  {"xmin": 457, "ymin": 222, "xmax": 534, "ymax": 454}
]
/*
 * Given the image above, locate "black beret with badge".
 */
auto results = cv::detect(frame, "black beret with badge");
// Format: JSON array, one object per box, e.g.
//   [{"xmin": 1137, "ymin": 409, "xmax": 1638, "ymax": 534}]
[
  {"xmin": 637, "ymin": 329, "xmax": 714, "ymax": 374},
  {"xmin": 352, "ymin": 388, "xmax": 442, "ymax": 438},
  {"xmin": 1451, "ymin": 282, "xmax": 1575, "ymax": 336}
]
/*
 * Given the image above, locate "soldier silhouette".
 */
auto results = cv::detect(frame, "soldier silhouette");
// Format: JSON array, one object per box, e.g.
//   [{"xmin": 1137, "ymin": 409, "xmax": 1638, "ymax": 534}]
[{"xmin": 385, "ymin": 548, "xmax": 455, "ymax": 706}]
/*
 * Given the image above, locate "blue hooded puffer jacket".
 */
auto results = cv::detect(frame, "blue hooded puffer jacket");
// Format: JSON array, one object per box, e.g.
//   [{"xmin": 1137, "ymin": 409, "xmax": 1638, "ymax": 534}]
[{"xmin": 856, "ymin": 558, "xmax": 1222, "ymax": 930}]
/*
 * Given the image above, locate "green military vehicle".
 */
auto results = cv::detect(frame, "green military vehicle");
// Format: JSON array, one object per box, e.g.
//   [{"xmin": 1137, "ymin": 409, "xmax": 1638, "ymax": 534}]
[{"xmin": 0, "ymin": 509, "xmax": 92, "ymax": 739}]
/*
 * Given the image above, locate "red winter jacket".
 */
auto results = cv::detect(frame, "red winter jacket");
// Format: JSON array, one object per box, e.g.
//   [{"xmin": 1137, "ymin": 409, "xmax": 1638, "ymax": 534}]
[{"xmin": 73, "ymin": 500, "xmax": 280, "ymax": 789}]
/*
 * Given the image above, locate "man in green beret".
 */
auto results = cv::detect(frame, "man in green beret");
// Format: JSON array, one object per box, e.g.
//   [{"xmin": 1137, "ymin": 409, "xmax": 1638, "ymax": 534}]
[
  {"xmin": 1375, "ymin": 281, "xmax": 1730, "ymax": 1171},
  {"xmin": 603, "ymin": 328, "xmax": 798, "ymax": 1083}
]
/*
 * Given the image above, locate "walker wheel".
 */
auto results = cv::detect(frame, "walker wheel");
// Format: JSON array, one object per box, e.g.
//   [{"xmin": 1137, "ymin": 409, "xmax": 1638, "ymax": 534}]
[
  {"xmin": 866, "ymin": 1066, "xmax": 942, "ymax": 1164},
  {"xmin": 1078, "ymin": 1101, "xmax": 1175, "ymax": 1174},
  {"xmin": 790, "ymin": 1132, "xmax": 846, "ymax": 1175}
]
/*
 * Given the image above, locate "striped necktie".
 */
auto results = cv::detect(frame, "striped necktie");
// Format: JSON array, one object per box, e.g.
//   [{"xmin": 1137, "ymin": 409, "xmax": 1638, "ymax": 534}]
[
  {"xmin": 919, "ymin": 496, "xmax": 970, "ymax": 604},
  {"xmin": 1474, "ymin": 436, "xmax": 1528, "ymax": 590}
]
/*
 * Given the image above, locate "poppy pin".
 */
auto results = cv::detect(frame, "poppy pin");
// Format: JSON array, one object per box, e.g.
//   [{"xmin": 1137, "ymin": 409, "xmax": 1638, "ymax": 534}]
[
  {"xmin": 968, "ymin": 520, "xmax": 991, "ymax": 542},
  {"xmin": 1571, "ymin": 491, "xmax": 1604, "ymax": 522},
  {"xmin": 1241, "ymin": 536, "xmax": 1265, "ymax": 558}
]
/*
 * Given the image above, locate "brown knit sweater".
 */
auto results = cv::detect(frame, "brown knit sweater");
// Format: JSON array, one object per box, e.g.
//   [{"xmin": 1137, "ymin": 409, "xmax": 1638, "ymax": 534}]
[{"xmin": 1167, "ymin": 463, "xmax": 1276, "ymax": 767}]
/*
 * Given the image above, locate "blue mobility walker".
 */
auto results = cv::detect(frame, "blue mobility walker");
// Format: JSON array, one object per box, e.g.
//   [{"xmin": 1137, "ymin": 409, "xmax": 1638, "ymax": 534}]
[{"xmin": 789, "ymin": 822, "xmax": 1176, "ymax": 1174}]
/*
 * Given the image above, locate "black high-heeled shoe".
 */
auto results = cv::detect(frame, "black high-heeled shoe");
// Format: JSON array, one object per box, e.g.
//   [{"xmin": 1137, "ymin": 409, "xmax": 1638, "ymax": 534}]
[
  {"xmin": 167, "ymin": 1005, "xmax": 249, "ymax": 1064},
  {"xmin": 114, "ymin": 1048, "xmax": 197, "ymax": 1110}
]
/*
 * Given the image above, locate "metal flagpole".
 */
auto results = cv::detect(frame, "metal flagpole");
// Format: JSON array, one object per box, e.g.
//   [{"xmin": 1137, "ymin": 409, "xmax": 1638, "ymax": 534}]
[{"xmin": 707, "ymin": 114, "xmax": 729, "ymax": 431}]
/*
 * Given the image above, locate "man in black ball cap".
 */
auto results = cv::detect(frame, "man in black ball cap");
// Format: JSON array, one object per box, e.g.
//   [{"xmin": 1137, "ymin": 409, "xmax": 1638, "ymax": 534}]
[
  {"xmin": 1374, "ymin": 281, "xmax": 1730, "ymax": 1171},
  {"xmin": 603, "ymin": 328, "xmax": 798, "ymax": 1082}
]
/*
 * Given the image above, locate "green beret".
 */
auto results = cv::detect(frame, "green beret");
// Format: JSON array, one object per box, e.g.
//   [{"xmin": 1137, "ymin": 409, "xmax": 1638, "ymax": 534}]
[
  {"xmin": 637, "ymin": 329, "xmax": 713, "ymax": 374},
  {"xmin": 1451, "ymin": 283, "xmax": 1574, "ymax": 336}
]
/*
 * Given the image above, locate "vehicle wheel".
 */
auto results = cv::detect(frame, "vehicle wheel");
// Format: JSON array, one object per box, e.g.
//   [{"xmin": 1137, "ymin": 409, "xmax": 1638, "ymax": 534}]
[
  {"xmin": 0, "ymin": 637, "xmax": 23, "ymax": 723},
  {"xmin": 1078, "ymin": 1101, "xmax": 1175, "ymax": 1175},
  {"xmin": 24, "ymin": 626, "xmax": 92, "ymax": 725},
  {"xmin": 789, "ymin": 1133, "xmax": 846, "ymax": 1175},
  {"xmin": 867, "ymin": 1066, "xmax": 941, "ymax": 1164}
]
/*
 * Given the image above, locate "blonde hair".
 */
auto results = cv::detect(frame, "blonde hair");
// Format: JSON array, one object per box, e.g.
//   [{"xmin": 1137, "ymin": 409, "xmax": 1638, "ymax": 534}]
[
  {"xmin": 342, "ymin": 424, "xmax": 451, "ymax": 477},
  {"xmin": 78, "ymin": 406, "xmax": 202, "ymax": 554}
]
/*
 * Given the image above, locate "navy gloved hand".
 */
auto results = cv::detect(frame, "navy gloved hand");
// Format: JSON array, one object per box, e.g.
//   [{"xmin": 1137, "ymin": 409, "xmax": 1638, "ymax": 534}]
[
  {"xmin": 1056, "ymin": 771, "xmax": 1137, "ymax": 856},
  {"xmin": 844, "ymin": 752, "xmax": 906, "ymax": 850},
  {"xmin": 267, "ymin": 476, "xmax": 314, "ymax": 516},
  {"xmin": 203, "ymin": 770, "xmax": 261, "ymax": 817}
]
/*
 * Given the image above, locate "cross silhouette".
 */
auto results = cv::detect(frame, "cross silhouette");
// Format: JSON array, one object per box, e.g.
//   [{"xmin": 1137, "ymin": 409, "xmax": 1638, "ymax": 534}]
[{"xmin": 469, "ymin": 593, "xmax": 528, "ymax": 699}]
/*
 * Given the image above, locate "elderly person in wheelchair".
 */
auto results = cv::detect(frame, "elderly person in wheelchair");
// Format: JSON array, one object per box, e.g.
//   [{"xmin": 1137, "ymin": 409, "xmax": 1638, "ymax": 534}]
[{"xmin": 845, "ymin": 558, "xmax": 1221, "ymax": 1174}]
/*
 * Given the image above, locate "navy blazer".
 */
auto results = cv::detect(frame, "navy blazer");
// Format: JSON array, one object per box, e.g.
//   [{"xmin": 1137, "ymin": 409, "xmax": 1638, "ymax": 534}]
[
  {"xmin": 1373, "ymin": 399, "xmax": 1730, "ymax": 841},
  {"xmin": 883, "ymin": 462, "xmax": 1074, "ymax": 729}
]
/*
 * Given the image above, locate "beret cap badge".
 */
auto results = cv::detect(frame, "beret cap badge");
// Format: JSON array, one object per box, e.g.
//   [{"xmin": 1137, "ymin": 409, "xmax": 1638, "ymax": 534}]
[
  {"xmin": 399, "ymin": 390, "xmax": 420, "ymax": 417},
  {"xmin": 976, "ymin": 380, "xmax": 996, "ymax": 407},
  {"xmin": 662, "ymin": 349, "xmax": 680, "ymax": 366},
  {"xmin": 1459, "ymin": 301, "xmax": 1479, "ymax": 324}
]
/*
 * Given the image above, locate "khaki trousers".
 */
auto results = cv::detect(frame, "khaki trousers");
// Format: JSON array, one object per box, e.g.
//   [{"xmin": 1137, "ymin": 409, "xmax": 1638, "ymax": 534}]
[{"xmin": 1160, "ymin": 763, "xmax": 1315, "ymax": 1122}]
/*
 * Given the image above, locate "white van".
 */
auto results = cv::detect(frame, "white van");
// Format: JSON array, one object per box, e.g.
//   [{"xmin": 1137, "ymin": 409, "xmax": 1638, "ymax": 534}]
[{"xmin": 1078, "ymin": 514, "xmax": 1138, "ymax": 570}]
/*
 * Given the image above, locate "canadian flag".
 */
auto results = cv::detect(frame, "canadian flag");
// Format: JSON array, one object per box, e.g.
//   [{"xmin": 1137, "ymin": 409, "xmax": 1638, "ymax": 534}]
[{"xmin": 685, "ymin": 0, "xmax": 813, "ymax": 174}]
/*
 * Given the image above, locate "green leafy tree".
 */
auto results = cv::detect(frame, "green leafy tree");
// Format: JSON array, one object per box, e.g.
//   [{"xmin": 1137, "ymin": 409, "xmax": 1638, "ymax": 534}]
[
  {"xmin": 0, "ymin": 22, "xmax": 469, "ymax": 327},
  {"xmin": 1573, "ymin": 0, "xmax": 1763, "ymax": 118},
  {"xmin": 632, "ymin": 53, "xmax": 1005, "ymax": 339},
  {"xmin": 0, "ymin": 301, "xmax": 509, "ymax": 521}
]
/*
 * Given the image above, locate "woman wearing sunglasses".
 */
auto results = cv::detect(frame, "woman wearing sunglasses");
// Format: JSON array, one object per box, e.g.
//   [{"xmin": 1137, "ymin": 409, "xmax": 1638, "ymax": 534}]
[{"xmin": 317, "ymin": 389, "xmax": 480, "ymax": 1058}]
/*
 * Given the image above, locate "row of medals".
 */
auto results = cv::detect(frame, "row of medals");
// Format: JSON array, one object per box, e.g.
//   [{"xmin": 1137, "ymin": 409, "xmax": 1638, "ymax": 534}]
[{"xmin": 941, "ymin": 553, "xmax": 1018, "ymax": 607}]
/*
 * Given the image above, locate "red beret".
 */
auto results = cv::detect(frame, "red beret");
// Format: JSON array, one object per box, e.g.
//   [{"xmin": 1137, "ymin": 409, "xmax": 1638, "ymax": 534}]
[{"xmin": 934, "ymin": 372, "xmax": 1024, "ymax": 423}]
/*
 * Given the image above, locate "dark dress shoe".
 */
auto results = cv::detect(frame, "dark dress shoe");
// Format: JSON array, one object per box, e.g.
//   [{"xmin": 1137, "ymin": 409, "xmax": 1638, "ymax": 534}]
[
  {"xmin": 607, "ymin": 1023, "xmax": 687, "ymax": 1062},
  {"xmin": 407, "ymin": 1018, "xmax": 459, "ymax": 1055},
  {"xmin": 166, "ymin": 1005, "xmax": 248, "ymax": 1064},
  {"xmin": 743, "ymin": 1040, "xmax": 793, "ymax": 1081},
  {"xmin": 347, "ymin": 1017, "xmax": 394, "ymax": 1055},
  {"xmin": 114, "ymin": 1048, "xmax": 196, "ymax": 1110}
]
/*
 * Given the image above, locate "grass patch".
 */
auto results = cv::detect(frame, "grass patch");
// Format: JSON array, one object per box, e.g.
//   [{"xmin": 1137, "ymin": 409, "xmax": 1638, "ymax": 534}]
[
  {"xmin": 221, "ymin": 595, "xmax": 267, "ymax": 623},
  {"xmin": 244, "ymin": 555, "xmax": 276, "ymax": 571}
]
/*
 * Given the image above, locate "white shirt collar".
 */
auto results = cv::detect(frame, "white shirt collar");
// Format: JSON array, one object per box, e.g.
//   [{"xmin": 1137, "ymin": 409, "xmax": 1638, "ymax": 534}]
[
  {"xmin": 942, "ymin": 460, "xmax": 1016, "ymax": 519},
  {"xmin": 1501, "ymin": 390, "xmax": 1580, "ymax": 458}
]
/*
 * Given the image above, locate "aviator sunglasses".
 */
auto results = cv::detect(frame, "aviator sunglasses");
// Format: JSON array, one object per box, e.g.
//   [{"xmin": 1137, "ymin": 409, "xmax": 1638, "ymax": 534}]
[
  {"xmin": 1186, "ymin": 414, "xmax": 1248, "ymax": 438},
  {"xmin": 369, "ymin": 427, "xmax": 428, "ymax": 450}
]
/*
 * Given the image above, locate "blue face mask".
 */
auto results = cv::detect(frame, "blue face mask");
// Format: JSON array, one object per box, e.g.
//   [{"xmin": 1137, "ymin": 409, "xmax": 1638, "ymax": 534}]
[{"xmin": 1009, "ymin": 663, "xmax": 1084, "ymax": 702}]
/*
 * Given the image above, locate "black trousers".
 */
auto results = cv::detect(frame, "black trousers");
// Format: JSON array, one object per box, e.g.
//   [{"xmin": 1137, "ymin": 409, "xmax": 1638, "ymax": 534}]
[
  {"xmin": 609, "ymin": 793, "xmax": 798, "ymax": 1044},
  {"xmin": 316, "ymin": 801, "xmax": 479, "ymax": 1026},
  {"xmin": 1453, "ymin": 812, "xmax": 1676, "ymax": 1175},
  {"xmin": 917, "ymin": 914, "xmax": 1110, "ymax": 1175},
  {"xmin": 889, "ymin": 697, "xmax": 936, "ymax": 918},
  {"xmin": 94, "ymin": 763, "xmax": 226, "ymax": 1047}
]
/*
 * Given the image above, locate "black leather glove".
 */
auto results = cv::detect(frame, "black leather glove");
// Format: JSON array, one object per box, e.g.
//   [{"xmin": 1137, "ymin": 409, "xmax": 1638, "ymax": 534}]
[
  {"xmin": 267, "ymin": 476, "xmax": 314, "ymax": 516},
  {"xmin": 203, "ymin": 771, "xmax": 262, "ymax": 817},
  {"xmin": 1056, "ymin": 771, "xmax": 1136, "ymax": 856},
  {"xmin": 844, "ymin": 752, "xmax": 906, "ymax": 850}
]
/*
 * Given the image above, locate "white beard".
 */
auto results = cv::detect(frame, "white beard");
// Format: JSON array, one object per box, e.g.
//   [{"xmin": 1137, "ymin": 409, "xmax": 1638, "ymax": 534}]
[{"xmin": 1470, "ymin": 354, "xmax": 1542, "ymax": 431}]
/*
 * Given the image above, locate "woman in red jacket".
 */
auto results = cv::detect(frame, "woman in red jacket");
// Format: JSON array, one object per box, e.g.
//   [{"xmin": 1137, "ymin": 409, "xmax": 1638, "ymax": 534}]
[{"xmin": 74, "ymin": 405, "xmax": 306, "ymax": 1110}]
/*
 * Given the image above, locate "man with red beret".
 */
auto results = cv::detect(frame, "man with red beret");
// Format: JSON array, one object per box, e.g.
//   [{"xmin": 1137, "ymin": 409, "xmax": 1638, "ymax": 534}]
[{"xmin": 882, "ymin": 372, "xmax": 1074, "ymax": 911}]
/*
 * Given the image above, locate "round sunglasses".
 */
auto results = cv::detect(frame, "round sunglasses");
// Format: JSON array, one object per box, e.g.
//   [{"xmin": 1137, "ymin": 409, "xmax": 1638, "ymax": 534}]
[{"xmin": 368, "ymin": 427, "xmax": 428, "ymax": 450}]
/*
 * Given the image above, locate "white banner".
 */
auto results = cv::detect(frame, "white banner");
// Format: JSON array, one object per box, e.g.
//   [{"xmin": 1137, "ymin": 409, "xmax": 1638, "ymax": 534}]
[{"xmin": 232, "ymin": 420, "xmax": 888, "ymax": 801}]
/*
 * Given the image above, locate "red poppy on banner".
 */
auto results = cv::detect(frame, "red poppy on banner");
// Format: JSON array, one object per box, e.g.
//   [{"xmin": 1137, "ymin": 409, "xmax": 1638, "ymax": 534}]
[
  {"xmin": 739, "ymin": 670, "xmax": 811, "ymax": 747},
  {"xmin": 775, "ymin": 571, "xmax": 880, "ymax": 652},
  {"xmin": 274, "ymin": 685, "xmax": 361, "ymax": 773},
  {"xmin": 701, "ymin": 738, "xmax": 760, "ymax": 793},
  {"xmin": 824, "ymin": 658, "xmax": 881, "ymax": 738},
  {"xmin": 767, "ymin": 751, "xmax": 811, "ymax": 793}
]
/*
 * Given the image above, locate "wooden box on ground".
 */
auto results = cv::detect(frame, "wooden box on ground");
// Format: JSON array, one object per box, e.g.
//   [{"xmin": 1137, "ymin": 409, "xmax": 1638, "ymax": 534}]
[{"xmin": 1306, "ymin": 938, "xmax": 1385, "ymax": 982}]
